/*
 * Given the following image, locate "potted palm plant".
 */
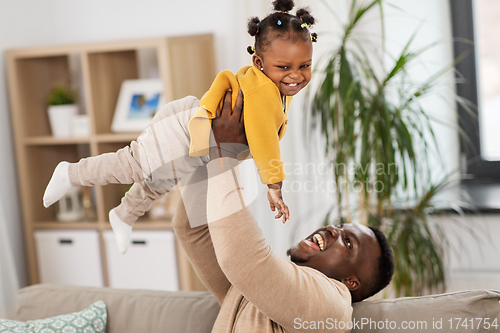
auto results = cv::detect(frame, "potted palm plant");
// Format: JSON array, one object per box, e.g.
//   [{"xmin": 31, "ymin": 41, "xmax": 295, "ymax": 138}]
[
  {"xmin": 47, "ymin": 84, "xmax": 78, "ymax": 138},
  {"xmin": 305, "ymin": 0, "xmax": 471, "ymax": 297}
]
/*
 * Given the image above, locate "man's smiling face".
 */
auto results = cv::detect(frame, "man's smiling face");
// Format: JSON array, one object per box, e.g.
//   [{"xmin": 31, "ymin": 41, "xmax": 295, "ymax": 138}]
[{"xmin": 287, "ymin": 223, "xmax": 381, "ymax": 292}]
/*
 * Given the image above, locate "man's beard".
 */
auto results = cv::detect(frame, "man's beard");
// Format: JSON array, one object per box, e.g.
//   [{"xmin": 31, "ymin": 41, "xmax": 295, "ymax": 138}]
[{"xmin": 286, "ymin": 248, "xmax": 307, "ymax": 264}]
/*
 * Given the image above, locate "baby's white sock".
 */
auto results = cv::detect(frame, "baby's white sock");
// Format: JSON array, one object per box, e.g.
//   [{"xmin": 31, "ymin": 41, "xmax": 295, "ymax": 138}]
[
  {"xmin": 43, "ymin": 161, "xmax": 74, "ymax": 208},
  {"xmin": 109, "ymin": 208, "xmax": 132, "ymax": 254}
]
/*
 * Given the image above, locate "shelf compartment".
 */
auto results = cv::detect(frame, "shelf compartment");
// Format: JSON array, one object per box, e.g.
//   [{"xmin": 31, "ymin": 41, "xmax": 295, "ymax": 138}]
[
  {"xmin": 104, "ymin": 230, "xmax": 179, "ymax": 290},
  {"xmin": 35, "ymin": 229, "xmax": 104, "ymax": 287},
  {"xmin": 86, "ymin": 50, "xmax": 139, "ymax": 135},
  {"xmin": 26, "ymin": 144, "xmax": 90, "ymax": 222},
  {"xmin": 13, "ymin": 56, "xmax": 72, "ymax": 138}
]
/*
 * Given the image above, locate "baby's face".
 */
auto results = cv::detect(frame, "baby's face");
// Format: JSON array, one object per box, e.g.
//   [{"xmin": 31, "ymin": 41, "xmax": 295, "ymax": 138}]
[{"xmin": 253, "ymin": 38, "xmax": 313, "ymax": 97}]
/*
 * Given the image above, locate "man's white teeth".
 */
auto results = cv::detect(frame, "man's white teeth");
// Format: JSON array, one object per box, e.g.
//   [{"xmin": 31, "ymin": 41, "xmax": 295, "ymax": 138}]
[
  {"xmin": 313, "ymin": 234, "xmax": 324, "ymax": 251},
  {"xmin": 285, "ymin": 83, "xmax": 298, "ymax": 87}
]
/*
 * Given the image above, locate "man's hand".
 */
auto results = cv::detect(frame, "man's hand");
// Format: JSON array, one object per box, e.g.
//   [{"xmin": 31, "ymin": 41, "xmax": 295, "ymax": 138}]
[{"xmin": 210, "ymin": 89, "xmax": 248, "ymax": 160}]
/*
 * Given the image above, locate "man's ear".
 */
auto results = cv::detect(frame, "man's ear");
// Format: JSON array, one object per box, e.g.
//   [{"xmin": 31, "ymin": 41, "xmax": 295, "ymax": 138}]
[
  {"xmin": 252, "ymin": 54, "xmax": 263, "ymax": 70},
  {"xmin": 341, "ymin": 277, "xmax": 360, "ymax": 291}
]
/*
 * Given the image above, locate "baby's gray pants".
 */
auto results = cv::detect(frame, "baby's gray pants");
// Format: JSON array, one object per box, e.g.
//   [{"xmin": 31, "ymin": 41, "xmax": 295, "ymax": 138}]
[{"xmin": 67, "ymin": 96, "xmax": 211, "ymax": 225}]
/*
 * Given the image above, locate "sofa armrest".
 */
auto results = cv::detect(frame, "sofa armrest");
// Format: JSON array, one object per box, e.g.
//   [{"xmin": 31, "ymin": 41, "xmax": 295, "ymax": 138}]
[
  {"xmin": 352, "ymin": 289, "xmax": 500, "ymax": 332},
  {"xmin": 15, "ymin": 284, "xmax": 220, "ymax": 333}
]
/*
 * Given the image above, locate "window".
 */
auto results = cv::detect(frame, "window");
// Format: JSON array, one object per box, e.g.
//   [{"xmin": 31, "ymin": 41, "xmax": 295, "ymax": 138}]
[{"xmin": 450, "ymin": 0, "xmax": 500, "ymax": 180}]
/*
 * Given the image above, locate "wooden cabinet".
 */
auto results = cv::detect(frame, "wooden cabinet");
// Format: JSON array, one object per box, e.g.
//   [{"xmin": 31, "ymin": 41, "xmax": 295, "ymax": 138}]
[{"xmin": 5, "ymin": 35, "xmax": 215, "ymax": 290}]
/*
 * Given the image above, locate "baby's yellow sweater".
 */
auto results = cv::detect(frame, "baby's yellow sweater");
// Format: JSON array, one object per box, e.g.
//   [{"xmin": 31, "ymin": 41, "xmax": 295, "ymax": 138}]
[{"xmin": 188, "ymin": 65, "xmax": 292, "ymax": 185}]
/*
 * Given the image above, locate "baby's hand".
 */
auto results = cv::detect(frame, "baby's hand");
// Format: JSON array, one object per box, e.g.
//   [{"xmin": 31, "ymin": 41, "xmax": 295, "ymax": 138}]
[{"xmin": 267, "ymin": 182, "xmax": 289, "ymax": 223}]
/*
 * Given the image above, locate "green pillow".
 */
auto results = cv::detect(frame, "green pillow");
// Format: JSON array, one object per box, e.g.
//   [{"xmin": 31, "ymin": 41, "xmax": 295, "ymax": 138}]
[{"xmin": 0, "ymin": 300, "xmax": 106, "ymax": 333}]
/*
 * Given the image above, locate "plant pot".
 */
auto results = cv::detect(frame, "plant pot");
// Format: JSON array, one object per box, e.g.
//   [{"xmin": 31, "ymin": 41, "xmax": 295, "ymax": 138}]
[{"xmin": 48, "ymin": 104, "xmax": 78, "ymax": 138}]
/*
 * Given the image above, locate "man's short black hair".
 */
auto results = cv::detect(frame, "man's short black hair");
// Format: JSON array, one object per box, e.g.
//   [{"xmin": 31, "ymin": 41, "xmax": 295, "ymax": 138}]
[{"xmin": 356, "ymin": 226, "xmax": 394, "ymax": 302}]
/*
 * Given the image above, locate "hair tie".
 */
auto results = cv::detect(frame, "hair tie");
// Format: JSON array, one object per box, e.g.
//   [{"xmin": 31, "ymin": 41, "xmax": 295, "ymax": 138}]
[
  {"xmin": 247, "ymin": 45, "xmax": 255, "ymax": 55},
  {"xmin": 277, "ymin": 20, "xmax": 282, "ymax": 25},
  {"xmin": 301, "ymin": 22, "xmax": 308, "ymax": 28},
  {"xmin": 311, "ymin": 34, "xmax": 317, "ymax": 42}
]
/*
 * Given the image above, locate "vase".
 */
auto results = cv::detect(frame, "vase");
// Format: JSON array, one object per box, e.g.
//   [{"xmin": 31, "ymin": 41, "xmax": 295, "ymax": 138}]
[{"xmin": 48, "ymin": 104, "xmax": 78, "ymax": 138}]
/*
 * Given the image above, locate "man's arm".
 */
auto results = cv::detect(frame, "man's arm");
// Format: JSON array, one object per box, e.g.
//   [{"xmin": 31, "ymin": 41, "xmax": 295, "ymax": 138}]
[
  {"xmin": 172, "ymin": 165, "xmax": 231, "ymax": 305},
  {"xmin": 172, "ymin": 89, "xmax": 245, "ymax": 304}
]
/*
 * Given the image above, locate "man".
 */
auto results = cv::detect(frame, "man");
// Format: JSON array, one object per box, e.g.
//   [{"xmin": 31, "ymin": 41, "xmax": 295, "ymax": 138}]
[{"xmin": 172, "ymin": 89, "xmax": 394, "ymax": 332}]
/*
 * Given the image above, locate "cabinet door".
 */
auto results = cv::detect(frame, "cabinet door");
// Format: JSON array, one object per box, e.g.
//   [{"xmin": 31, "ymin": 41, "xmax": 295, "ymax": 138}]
[
  {"xmin": 104, "ymin": 230, "xmax": 179, "ymax": 291},
  {"xmin": 34, "ymin": 230, "xmax": 104, "ymax": 287}
]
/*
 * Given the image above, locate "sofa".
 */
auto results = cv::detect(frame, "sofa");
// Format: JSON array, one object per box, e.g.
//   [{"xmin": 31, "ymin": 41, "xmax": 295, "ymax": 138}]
[{"xmin": 7, "ymin": 284, "xmax": 500, "ymax": 333}]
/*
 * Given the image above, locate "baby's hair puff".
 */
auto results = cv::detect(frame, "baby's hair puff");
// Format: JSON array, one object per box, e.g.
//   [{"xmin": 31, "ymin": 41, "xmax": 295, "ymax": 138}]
[
  {"xmin": 247, "ymin": 0, "xmax": 317, "ymax": 56},
  {"xmin": 274, "ymin": 0, "xmax": 294, "ymax": 12}
]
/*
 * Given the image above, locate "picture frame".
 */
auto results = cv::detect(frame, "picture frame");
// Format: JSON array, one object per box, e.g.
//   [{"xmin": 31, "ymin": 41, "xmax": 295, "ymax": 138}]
[{"xmin": 111, "ymin": 79, "xmax": 164, "ymax": 132}]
